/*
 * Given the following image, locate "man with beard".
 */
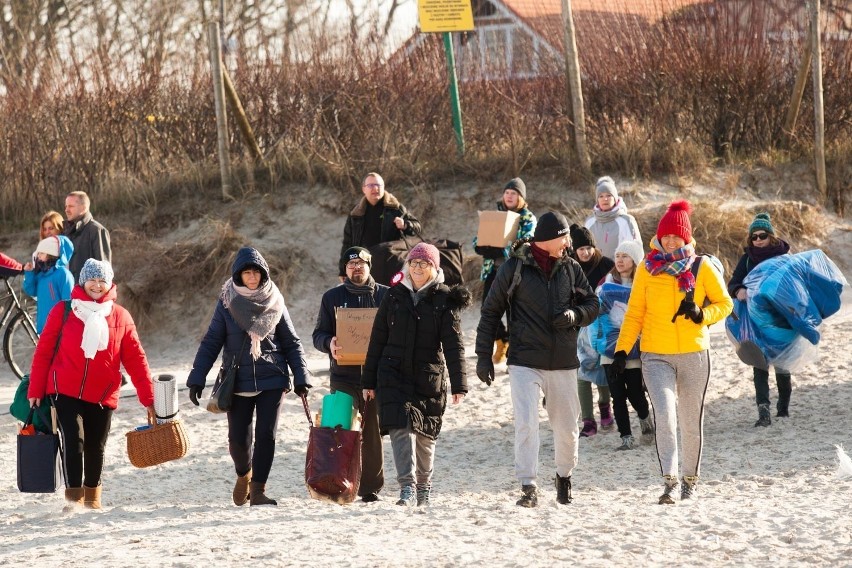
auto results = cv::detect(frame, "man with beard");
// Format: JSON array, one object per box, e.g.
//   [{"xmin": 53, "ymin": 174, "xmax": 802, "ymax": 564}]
[{"xmin": 313, "ymin": 246, "xmax": 389, "ymax": 502}]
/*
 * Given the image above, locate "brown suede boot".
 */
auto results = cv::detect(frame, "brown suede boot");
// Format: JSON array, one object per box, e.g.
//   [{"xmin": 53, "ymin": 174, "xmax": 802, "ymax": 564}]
[
  {"xmin": 63, "ymin": 487, "xmax": 85, "ymax": 511},
  {"xmin": 83, "ymin": 485, "xmax": 102, "ymax": 509},
  {"xmin": 249, "ymin": 482, "xmax": 277, "ymax": 506},
  {"xmin": 233, "ymin": 469, "xmax": 252, "ymax": 506}
]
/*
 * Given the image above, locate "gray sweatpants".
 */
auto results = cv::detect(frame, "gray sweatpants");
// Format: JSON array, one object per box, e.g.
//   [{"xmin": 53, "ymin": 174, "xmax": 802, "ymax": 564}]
[
  {"xmin": 509, "ymin": 365, "xmax": 581, "ymax": 485},
  {"xmin": 388, "ymin": 426, "xmax": 436, "ymax": 489},
  {"xmin": 642, "ymin": 351, "xmax": 710, "ymax": 478}
]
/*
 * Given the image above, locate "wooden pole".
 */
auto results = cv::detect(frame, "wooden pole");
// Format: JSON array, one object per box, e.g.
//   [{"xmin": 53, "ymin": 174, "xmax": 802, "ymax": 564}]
[
  {"xmin": 222, "ymin": 68, "xmax": 264, "ymax": 163},
  {"xmin": 208, "ymin": 21, "xmax": 232, "ymax": 200},
  {"xmin": 781, "ymin": 25, "xmax": 812, "ymax": 148},
  {"xmin": 810, "ymin": 0, "xmax": 827, "ymax": 201},
  {"xmin": 561, "ymin": 0, "xmax": 591, "ymax": 173}
]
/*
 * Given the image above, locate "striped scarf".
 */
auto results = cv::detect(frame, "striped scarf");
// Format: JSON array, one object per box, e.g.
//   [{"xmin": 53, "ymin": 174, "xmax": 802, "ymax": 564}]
[{"xmin": 644, "ymin": 238, "xmax": 697, "ymax": 292}]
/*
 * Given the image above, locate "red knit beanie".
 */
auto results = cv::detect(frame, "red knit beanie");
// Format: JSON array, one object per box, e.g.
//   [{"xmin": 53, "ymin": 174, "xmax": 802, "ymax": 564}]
[
  {"xmin": 407, "ymin": 242, "xmax": 441, "ymax": 268},
  {"xmin": 656, "ymin": 200, "xmax": 693, "ymax": 243}
]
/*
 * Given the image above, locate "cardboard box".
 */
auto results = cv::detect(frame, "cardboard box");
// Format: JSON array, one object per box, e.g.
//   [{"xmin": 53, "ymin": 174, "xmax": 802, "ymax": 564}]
[
  {"xmin": 477, "ymin": 210, "xmax": 521, "ymax": 248},
  {"xmin": 335, "ymin": 308, "xmax": 378, "ymax": 366}
]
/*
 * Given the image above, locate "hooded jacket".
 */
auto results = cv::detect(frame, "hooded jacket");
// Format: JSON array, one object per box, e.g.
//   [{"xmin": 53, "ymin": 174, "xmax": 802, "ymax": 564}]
[
  {"xmin": 187, "ymin": 247, "xmax": 310, "ymax": 394},
  {"xmin": 476, "ymin": 243, "xmax": 600, "ymax": 371},
  {"xmin": 27, "ymin": 285, "xmax": 154, "ymax": 409},
  {"xmin": 362, "ymin": 279, "xmax": 470, "ymax": 440},
  {"xmin": 339, "ymin": 191, "xmax": 422, "ymax": 276},
  {"xmin": 23, "ymin": 235, "xmax": 75, "ymax": 333}
]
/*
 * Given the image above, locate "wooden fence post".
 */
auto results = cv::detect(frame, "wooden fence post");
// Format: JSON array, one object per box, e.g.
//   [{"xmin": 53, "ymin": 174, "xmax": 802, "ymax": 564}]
[
  {"xmin": 561, "ymin": 0, "xmax": 591, "ymax": 173},
  {"xmin": 781, "ymin": 25, "xmax": 812, "ymax": 148},
  {"xmin": 810, "ymin": 0, "xmax": 827, "ymax": 202},
  {"xmin": 208, "ymin": 21, "xmax": 232, "ymax": 200}
]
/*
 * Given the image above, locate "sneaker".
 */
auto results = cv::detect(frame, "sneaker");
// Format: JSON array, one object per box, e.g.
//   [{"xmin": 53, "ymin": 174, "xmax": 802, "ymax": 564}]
[
  {"xmin": 360, "ymin": 492, "xmax": 380, "ymax": 503},
  {"xmin": 659, "ymin": 476, "xmax": 679, "ymax": 505},
  {"xmin": 681, "ymin": 476, "xmax": 698, "ymax": 500},
  {"xmin": 599, "ymin": 404, "xmax": 615, "ymax": 430},
  {"xmin": 579, "ymin": 419, "xmax": 597, "ymax": 438},
  {"xmin": 396, "ymin": 485, "xmax": 416, "ymax": 507},
  {"xmin": 617, "ymin": 435, "xmax": 635, "ymax": 451},
  {"xmin": 639, "ymin": 415, "xmax": 655, "ymax": 444},
  {"xmin": 555, "ymin": 475, "xmax": 572, "ymax": 504},
  {"xmin": 416, "ymin": 484, "xmax": 431, "ymax": 507},
  {"xmin": 516, "ymin": 485, "xmax": 538, "ymax": 508}
]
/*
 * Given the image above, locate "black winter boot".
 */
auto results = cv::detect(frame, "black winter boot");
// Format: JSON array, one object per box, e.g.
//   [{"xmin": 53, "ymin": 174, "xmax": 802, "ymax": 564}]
[
  {"xmin": 555, "ymin": 474, "xmax": 572, "ymax": 504},
  {"xmin": 516, "ymin": 485, "xmax": 538, "ymax": 508},
  {"xmin": 755, "ymin": 403, "xmax": 771, "ymax": 427}
]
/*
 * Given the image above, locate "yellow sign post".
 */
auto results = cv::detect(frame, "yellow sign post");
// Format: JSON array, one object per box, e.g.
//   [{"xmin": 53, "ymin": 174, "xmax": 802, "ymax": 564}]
[
  {"xmin": 418, "ymin": 0, "xmax": 474, "ymax": 155},
  {"xmin": 418, "ymin": 0, "xmax": 474, "ymax": 33}
]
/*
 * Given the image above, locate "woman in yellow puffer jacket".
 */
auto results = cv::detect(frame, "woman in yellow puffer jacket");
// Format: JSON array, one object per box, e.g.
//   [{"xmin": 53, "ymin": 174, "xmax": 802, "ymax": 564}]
[{"xmin": 613, "ymin": 200, "xmax": 732, "ymax": 505}]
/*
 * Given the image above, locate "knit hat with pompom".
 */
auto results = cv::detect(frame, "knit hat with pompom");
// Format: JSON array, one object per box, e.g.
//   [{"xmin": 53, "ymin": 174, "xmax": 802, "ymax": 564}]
[
  {"xmin": 656, "ymin": 200, "xmax": 693, "ymax": 243},
  {"xmin": 748, "ymin": 212, "xmax": 774, "ymax": 236}
]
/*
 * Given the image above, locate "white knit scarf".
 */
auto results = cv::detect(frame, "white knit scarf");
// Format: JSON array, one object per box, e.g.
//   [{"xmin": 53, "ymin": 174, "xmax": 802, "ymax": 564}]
[{"xmin": 71, "ymin": 298, "xmax": 114, "ymax": 359}]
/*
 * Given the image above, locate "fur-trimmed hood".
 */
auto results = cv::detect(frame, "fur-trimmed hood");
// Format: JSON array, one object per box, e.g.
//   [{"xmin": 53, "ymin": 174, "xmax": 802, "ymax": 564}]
[{"xmin": 349, "ymin": 191, "xmax": 403, "ymax": 216}]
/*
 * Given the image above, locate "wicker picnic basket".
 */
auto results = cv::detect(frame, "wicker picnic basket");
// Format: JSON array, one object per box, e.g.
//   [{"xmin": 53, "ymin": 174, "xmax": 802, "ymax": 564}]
[{"xmin": 126, "ymin": 420, "xmax": 189, "ymax": 468}]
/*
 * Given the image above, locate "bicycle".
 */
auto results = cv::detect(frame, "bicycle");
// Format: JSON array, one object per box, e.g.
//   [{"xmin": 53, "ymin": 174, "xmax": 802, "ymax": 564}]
[{"xmin": 0, "ymin": 272, "xmax": 39, "ymax": 380}]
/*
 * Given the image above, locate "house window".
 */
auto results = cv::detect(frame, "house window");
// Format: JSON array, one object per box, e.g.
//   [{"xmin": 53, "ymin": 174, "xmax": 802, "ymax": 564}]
[
  {"xmin": 471, "ymin": 0, "xmax": 497, "ymax": 18},
  {"xmin": 511, "ymin": 30, "xmax": 535, "ymax": 76}
]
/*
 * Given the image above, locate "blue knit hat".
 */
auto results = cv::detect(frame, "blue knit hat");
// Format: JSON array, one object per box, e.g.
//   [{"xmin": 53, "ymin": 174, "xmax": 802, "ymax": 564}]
[
  {"xmin": 748, "ymin": 213, "xmax": 774, "ymax": 236},
  {"xmin": 79, "ymin": 258, "xmax": 114, "ymax": 287}
]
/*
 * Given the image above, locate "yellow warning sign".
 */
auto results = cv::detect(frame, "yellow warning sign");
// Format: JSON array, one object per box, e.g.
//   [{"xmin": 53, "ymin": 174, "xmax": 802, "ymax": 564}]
[{"xmin": 418, "ymin": 0, "xmax": 475, "ymax": 33}]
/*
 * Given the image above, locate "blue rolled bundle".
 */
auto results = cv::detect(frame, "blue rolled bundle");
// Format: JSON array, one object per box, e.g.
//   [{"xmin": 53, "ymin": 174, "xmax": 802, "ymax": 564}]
[
  {"xmin": 745, "ymin": 250, "xmax": 846, "ymax": 346},
  {"xmin": 591, "ymin": 282, "xmax": 640, "ymax": 359}
]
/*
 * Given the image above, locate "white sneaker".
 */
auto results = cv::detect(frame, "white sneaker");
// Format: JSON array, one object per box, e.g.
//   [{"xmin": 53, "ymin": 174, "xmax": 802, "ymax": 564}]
[{"xmin": 617, "ymin": 435, "xmax": 635, "ymax": 450}]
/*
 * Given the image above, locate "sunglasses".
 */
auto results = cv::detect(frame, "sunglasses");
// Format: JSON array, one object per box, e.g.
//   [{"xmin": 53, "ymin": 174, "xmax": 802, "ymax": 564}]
[{"xmin": 751, "ymin": 232, "xmax": 769, "ymax": 242}]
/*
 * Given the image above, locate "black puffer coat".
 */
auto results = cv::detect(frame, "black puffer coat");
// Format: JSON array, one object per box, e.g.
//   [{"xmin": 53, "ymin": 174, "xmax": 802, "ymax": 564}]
[
  {"xmin": 476, "ymin": 242, "xmax": 599, "ymax": 370},
  {"xmin": 362, "ymin": 282, "xmax": 470, "ymax": 440}
]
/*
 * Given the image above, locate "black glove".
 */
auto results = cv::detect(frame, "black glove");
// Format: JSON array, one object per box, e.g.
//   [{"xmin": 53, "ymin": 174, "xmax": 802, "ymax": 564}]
[
  {"xmin": 476, "ymin": 358, "xmax": 495, "ymax": 386},
  {"xmin": 188, "ymin": 385, "xmax": 203, "ymax": 406},
  {"xmin": 552, "ymin": 309, "xmax": 578, "ymax": 328},
  {"xmin": 672, "ymin": 299, "xmax": 703, "ymax": 324},
  {"xmin": 294, "ymin": 384, "xmax": 310, "ymax": 397},
  {"xmin": 611, "ymin": 351, "xmax": 628, "ymax": 376},
  {"xmin": 474, "ymin": 245, "xmax": 505, "ymax": 260}
]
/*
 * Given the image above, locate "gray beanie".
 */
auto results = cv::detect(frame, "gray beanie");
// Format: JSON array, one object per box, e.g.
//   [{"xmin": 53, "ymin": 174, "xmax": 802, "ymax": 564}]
[
  {"xmin": 503, "ymin": 178, "xmax": 527, "ymax": 200},
  {"xmin": 595, "ymin": 176, "xmax": 619, "ymax": 201}
]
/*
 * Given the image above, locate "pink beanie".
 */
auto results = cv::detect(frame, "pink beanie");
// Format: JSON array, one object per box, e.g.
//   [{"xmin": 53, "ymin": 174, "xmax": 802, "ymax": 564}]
[{"xmin": 407, "ymin": 243, "xmax": 440, "ymax": 268}]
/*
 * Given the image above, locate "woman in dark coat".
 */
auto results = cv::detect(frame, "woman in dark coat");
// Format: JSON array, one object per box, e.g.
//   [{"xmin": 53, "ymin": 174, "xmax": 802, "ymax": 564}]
[
  {"xmin": 187, "ymin": 247, "xmax": 311, "ymax": 506},
  {"xmin": 727, "ymin": 213, "xmax": 792, "ymax": 427},
  {"xmin": 362, "ymin": 242, "xmax": 470, "ymax": 507}
]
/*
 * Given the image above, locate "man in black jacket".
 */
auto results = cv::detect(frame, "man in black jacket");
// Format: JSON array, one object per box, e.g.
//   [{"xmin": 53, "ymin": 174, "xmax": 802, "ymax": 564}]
[
  {"xmin": 475, "ymin": 211, "xmax": 599, "ymax": 508},
  {"xmin": 313, "ymin": 246, "xmax": 389, "ymax": 502},
  {"xmin": 64, "ymin": 191, "xmax": 111, "ymax": 282},
  {"xmin": 339, "ymin": 172, "xmax": 422, "ymax": 282}
]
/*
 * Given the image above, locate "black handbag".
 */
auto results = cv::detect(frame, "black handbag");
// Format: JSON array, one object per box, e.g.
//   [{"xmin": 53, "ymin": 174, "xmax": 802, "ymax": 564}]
[
  {"xmin": 206, "ymin": 336, "xmax": 248, "ymax": 414},
  {"xmin": 17, "ymin": 406, "xmax": 63, "ymax": 493}
]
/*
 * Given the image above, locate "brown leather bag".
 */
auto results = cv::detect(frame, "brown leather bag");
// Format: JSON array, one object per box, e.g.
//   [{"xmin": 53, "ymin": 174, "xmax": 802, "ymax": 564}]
[{"xmin": 301, "ymin": 395, "xmax": 362, "ymax": 504}]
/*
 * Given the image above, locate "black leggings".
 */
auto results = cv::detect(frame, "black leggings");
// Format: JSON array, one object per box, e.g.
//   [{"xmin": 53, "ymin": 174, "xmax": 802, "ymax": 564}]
[
  {"xmin": 482, "ymin": 269, "xmax": 508, "ymax": 341},
  {"xmin": 604, "ymin": 365, "xmax": 650, "ymax": 437},
  {"xmin": 54, "ymin": 395, "xmax": 113, "ymax": 488},
  {"xmin": 227, "ymin": 389, "xmax": 285, "ymax": 484}
]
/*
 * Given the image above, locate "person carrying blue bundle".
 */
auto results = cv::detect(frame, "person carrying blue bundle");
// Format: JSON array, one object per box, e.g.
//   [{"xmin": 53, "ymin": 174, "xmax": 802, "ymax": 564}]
[
  {"xmin": 593, "ymin": 240, "xmax": 654, "ymax": 451},
  {"xmin": 23, "ymin": 235, "xmax": 75, "ymax": 333},
  {"xmin": 727, "ymin": 213, "xmax": 792, "ymax": 427}
]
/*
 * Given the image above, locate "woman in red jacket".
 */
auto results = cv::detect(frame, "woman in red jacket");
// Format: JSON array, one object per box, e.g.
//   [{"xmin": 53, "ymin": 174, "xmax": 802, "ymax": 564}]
[{"xmin": 28, "ymin": 259, "xmax": 155, "ymax": 510}]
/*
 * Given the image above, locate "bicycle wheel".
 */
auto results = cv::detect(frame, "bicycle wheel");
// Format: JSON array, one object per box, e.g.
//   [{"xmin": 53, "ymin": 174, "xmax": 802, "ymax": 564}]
[{"xmin": 4, "ymin": 311, "xmax": 39, "ymax": 380}]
